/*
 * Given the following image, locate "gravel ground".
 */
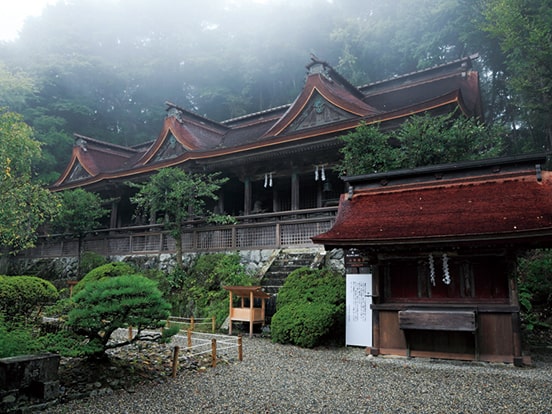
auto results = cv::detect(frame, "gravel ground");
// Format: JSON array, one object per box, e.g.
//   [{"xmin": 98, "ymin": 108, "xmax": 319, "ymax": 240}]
[{"xmin": 39, "ymin": 336, "xmax": 552, "ymax": 414}]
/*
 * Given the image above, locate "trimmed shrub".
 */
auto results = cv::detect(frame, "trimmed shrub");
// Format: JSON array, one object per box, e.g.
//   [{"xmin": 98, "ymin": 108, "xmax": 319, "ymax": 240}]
[
  {"xmin": 67, "ymin": 274, "xmax": 175, "ymax": 357},
  {"xmin": 72, "ymin": 262, "xmax": 136, "ymax": 295},
  {"xmin": 0, "ymin": 275, "xmax": 59, "ymax": 322},
  {"xmin": 271, "ymin": 267, "xmax": 345, "ymax": 348},
  {"xmin": 271, "ymin": 301, "xmax": 336, "ymax": 348},
  {"xmin": 276, "ymin": 267, "xmax": 345, "ymax": 309}
]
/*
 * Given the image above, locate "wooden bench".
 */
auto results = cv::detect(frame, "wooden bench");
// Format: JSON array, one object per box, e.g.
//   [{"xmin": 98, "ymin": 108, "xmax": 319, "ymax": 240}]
[{"xmin": 398, "ymin": 309, "xmax": 478, "ymax": 358}]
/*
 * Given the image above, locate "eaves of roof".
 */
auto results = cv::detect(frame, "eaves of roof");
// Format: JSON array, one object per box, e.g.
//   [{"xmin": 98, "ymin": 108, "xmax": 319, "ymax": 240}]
[{"xmin": 313, "ymin": 159, "xmax": 552, "ymax": 250}]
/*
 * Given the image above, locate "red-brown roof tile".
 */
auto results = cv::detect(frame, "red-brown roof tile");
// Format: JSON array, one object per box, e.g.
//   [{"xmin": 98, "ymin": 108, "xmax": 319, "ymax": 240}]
[{"xmin": 313, "ymin": 166, "xmax": 552, "ymax": 248}]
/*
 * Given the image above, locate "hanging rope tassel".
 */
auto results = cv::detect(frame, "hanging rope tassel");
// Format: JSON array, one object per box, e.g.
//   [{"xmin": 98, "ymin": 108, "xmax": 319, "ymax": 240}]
[
  {"xmin": 442, "ymin": 253, "xmax": 451, "ymax": 285},
  {"xmin": 428, "ymin": 253, "xmax": 436, "ymax": 286}
]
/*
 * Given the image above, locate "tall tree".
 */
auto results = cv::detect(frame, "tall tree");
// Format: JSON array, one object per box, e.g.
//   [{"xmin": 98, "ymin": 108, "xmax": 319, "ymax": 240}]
[
  {"xmin": 0, "ymin": 109, "xmax": 60, "ymax": 269},
  {"xmin": 130, "ymin": 168, "xmax": 230, "ymax": 269},
  {"xmin": 339, "ymin": 113, "xmax": 505, "ymax": 176},
  {"xmin": 480, "ymin": 0, "xmax": 552, "ymax": 150},
  {"xmin": 53, "ymin": 189, "xmax": 110, "ymax": 276}
]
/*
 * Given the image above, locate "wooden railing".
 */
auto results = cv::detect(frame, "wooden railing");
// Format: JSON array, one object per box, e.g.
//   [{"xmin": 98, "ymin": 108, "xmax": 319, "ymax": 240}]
[{"xmin": 20, "ymin": 207, "xmax": 338, "ymax": 258}]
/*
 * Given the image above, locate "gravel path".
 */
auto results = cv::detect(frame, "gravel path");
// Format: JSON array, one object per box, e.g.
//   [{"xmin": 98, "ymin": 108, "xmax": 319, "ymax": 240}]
[{"xmin": 40, "ymin": 336, "xmax": 552, "ymax": 414}]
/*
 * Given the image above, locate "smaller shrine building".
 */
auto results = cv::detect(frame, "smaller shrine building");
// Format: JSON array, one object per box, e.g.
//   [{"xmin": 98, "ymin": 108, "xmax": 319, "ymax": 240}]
[{"xmin": 313, "ymin": 153, "xmax": 552, "ymax": 365}]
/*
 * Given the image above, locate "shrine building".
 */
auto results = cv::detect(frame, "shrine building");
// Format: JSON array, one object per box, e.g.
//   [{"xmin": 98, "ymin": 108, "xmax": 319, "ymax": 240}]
[
  {"xmin": 51, "ymin": 54, "xmax": 483, "ymax": 230},
  {"xmin": 313, "ymin": 153, "xmax": 551, "ymax": 365}
]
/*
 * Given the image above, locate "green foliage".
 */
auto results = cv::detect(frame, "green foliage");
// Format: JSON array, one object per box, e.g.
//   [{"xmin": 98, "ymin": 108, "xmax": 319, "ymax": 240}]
[
  {"xmin": 0, "ymin": 275, "xmax": 59, "ymax": 322},
  {"xmin": 481, "ymin": 0, "xmax": 552, "ymax": 148},
  {"xmin": 271, "ymin": 302, "xmax": 336, "ymax": 348},
  {"xmin": 73, "ymin": 262, "xmax": 136, "ymax": 296},
  {"xmin": 168, "ymin": 253, "xmax": 254, "ymax": 328},
  {"xmin": 53, "ymin": 189, "xmax": 110, "ymax": 236},
  {"xmin": 517, "ymin": 249, "xmax": 552, "ymax": 332},
  {"xmin": 339, "ymin": 113, "xmax": 505, "ymax": 176},
  {"xmin": 130, "ymin": 167, "xmax": 229, "ymax": 268},
  {"xmin": 0, "ymin": 109, "xmax": 61, "ymax": 254},
  {"xmin": 43, "ymin": 297, "xmax": 77, "ymax": 319},
  {"xmin": 271, "ymin": 267, "xmax": 345, "ymax": 348},
  {"xmin": 0, "ymin": 64, "xmax": 37, "ymax": 112},
  {"xmin": 78, "ymin": 251, "xmax": 108, "ymax": 276},
  {"xmin": 0, "ymin": 316, "xmax": 41, "ymax": 358},
  {"xmin": 338, "ymin": 122, "xmax": 403, "ymax": 175},
  {"xmin": 67, "ymin": 274, "xmax": 174, "ymax": 357},
  {"xmin": 37, "ymin": 329, "xmax": 102, "ymax": 358},
  {"xmin": 276, "ymin": 267, "xmax": 346, "ymax": 309}
]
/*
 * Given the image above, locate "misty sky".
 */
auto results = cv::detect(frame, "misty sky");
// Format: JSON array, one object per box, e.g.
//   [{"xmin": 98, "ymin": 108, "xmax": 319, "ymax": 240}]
[
  {"xmin": 0, "ymin": 0, "xmax": 62, "ymax": 41},
  {"xmin": 0, "ymin": 0, "xmax": 304, "ymax": 42}
]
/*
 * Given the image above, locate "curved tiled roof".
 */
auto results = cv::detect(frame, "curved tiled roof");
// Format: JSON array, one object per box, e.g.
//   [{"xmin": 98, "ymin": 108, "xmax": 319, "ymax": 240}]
[
  {"xmin": 312, "ymin": 155, "xmax": 552, "ymax": 249},
  {"xmin": 51, "ymin": 55, "xmax": 482, "ymax": 191}
]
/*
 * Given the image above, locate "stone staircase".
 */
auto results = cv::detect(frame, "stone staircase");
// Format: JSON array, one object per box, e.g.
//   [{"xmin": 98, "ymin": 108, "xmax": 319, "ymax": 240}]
[{"xmin": 260, "ymin": 249, "xmax": 323, "ymax": 322}]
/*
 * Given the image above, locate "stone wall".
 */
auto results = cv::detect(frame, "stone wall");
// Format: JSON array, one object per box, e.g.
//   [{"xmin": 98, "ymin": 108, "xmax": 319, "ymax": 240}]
[
  {"xmin": 0, "ymin": 353, "xmax": 60, "ymax": 413},
  {"xmin": 8, "ymin": 248, "xmax": 343, "ymax": 288}
]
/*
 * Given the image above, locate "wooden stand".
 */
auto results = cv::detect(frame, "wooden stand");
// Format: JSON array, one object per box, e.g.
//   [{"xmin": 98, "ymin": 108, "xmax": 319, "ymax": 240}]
[{"xmin": 224, "ymin": 286, "xmax": 270, "ymax": 338}]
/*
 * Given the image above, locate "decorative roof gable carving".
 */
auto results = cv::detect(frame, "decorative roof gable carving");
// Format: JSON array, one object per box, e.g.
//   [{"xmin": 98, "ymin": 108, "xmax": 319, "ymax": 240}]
[
  {"xmin": 284, "ymin": 90, "xmax": 355, "ymax": 133},
  {"xmin": 66, "ymin": 160, "xmax": 92, "ymax": 183},
  {"xmin": 150, "ymin": 132, "xmax": 187, "ymax": 163}
]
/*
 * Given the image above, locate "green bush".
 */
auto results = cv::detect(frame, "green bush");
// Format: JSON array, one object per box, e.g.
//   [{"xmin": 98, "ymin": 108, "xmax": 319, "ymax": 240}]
[
  {"xmin": 73, "ymin": 262, "xmax": 136, "ymax": 295},
  {"xmin": 271, "ymin": 302, "xmax": 336, "ymax": 348},
  {"xmin": 276, "ymin": 267, "xmax": 345, "ymax": 308},
  {"xmin": 67, "ymin": 274, "xmax": 176, "ymax": 358},
  {"xmin": 79, "ymin": 251, "xmax": 108, "ymax": 276},
  {"xmin": 517, "ymin": 249, "xmax": 552, "ymax": 331},
  {"xmin": 0, "ymin": 275, "xmax": 59, "ymax": 322},
  {"xmin": 271, "ymin": 267, "xmax": 345, "ymax": 348},
  {"xmin": 0, "ymin": 316, "xmax": 41, "ymax": 358},
  {"xmin": 170, "ymin": 253, "xmax": 254, "ymax": 328}
]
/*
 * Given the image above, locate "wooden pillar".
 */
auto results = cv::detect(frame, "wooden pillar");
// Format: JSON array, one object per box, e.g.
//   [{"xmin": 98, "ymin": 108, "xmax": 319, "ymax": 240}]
[
  {"xmin": 110, "ymin": 199, "xmax": 119, "ymax": 229},
  {"xmin": 244, "ymin": 177, "xmax": 252, "ymax": 215},
  {"xmin": 217, "ymin": 193, "xmax": 225, "ymax": 214},
  {"xmin": 261, "ymin": 297, "xmax": 266, "ymax": 328},
  {"xmin": 273, "ymin": 185, "xmax": 279, "ymax": 212},
  {"xmin": 507, "ymin": 254, "xmax": 523, "ymax": 365},
  {"xmin": 228, "ymin": 291, "xmax": 233, "ymax": 336},
  {"xmin": 371, "ymin": 264, "xmax": 381, "ymax": 356},
  {"xmin": 316, "ymin": 181, "xmax": 323, "ymax": 208},
  {"xmin": 291, "ymin": 171, "xmax": 300, "ymax": 211},
  {"xmin": 249, "ymin": 291, "xmax": 254, "ymax": 338}
]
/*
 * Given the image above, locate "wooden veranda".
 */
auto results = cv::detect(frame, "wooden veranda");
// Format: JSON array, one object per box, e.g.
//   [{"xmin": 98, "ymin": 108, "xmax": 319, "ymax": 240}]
[{"xmin": 19, "ymin": 208, "xmax": 337, "ymax": 259}]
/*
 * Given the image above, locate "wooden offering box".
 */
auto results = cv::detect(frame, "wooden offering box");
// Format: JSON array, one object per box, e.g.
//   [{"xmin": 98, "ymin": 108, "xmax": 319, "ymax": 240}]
[{"xmin": 224, "ymin": 286, "xmax": 271, "ymax": 338}]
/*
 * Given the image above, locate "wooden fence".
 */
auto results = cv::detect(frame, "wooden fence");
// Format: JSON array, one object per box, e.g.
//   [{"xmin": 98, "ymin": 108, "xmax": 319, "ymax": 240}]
[{"xmin": 21, "ymin": 207, "xmax": 337, "ymax": 258}]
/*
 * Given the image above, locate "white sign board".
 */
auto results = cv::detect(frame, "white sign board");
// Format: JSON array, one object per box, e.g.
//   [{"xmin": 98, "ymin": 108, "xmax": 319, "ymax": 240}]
[{"xmin": 346, "ymin": 273, "xmax": 373, "ymax": 347}]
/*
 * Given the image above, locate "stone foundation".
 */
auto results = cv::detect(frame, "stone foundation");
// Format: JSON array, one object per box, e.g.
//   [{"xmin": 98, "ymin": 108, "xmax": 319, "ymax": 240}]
[{"xmin": 0, "ymin": 353, "xmax": 60, "ymax": 412}]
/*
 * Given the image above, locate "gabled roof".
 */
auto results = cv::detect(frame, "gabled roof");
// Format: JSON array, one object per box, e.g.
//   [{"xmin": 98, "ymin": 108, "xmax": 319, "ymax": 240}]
[
  {"xmin": 312, "ymin": 154, "xmax": 552, "ymax": 250},
  {"xmin": 52, "ymin": 55, "xmax": 483, "ymax": 191},
  {"xmin": 54, "ymin": 135, "xmax": 140, "ymax": 188},
  {"xmin": 262, "ymin": 63, "xmax": 381, "ymax": 137}
]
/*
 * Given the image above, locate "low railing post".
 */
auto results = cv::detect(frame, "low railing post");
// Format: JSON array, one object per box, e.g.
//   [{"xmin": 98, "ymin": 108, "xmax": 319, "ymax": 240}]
[
  {"xmin": 238, "ymin": 335, "xmax": 243, "ymax": 361},
  {"xmin": 187, "ymin": 328, "xmax": 192, "ymax": 350},
  {"xmin": 211, "ymin": 338, "xmax": 217, "ymax": 367},
  {"xmin": 172, "ymin": 346, "xmax": 180, "ymax": 378}
]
